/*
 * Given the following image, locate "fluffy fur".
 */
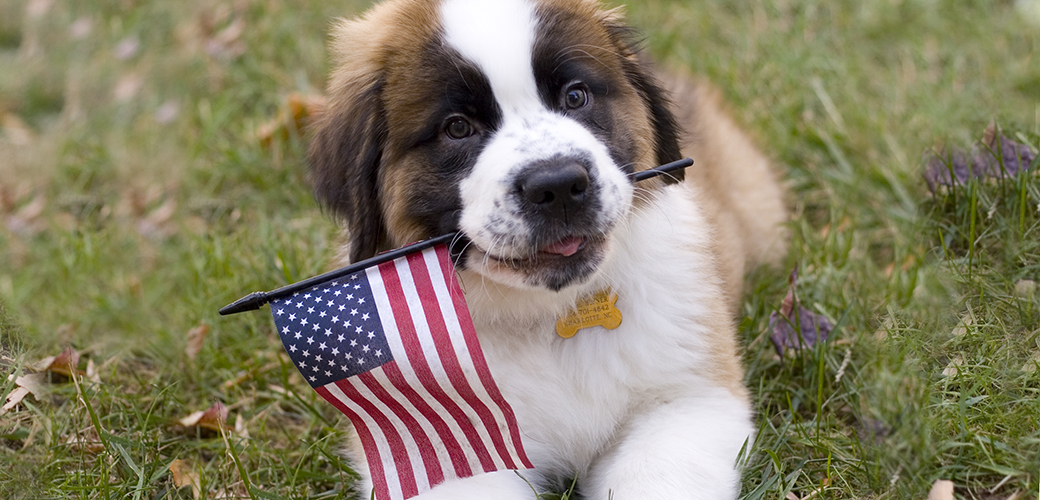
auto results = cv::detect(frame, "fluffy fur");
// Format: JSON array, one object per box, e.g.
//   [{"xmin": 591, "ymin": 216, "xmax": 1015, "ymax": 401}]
[{"xmin": 307, "ymin": 0, "xmax": 788, "ymax": 498}]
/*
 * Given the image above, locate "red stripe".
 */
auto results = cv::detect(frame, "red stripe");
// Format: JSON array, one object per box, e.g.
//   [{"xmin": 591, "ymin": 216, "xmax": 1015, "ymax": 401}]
[
  {"xmin": 332, "ymin": 378, "xmax": 419, "ymax": 499},
  {"xmin": 435, "ymin": 244, "xmax": 533, "ymax": 468},
  {"xmin": 378, "ymin": 260, "xmax": 497, "ymax": 471},
  {"xmin": 381, "ymin": 362, "xmax": 473, "ymax": 478},
  {"xmin": 405, "ymin": 251, "xmax": 514, "ymax": 471},
  {"xmin": 314, "ymin": 385, "xmax": 392, "ymax": 500},
  {"xmin": 357, "ymin": 370, "xmax": 445, "ymax": 488}
]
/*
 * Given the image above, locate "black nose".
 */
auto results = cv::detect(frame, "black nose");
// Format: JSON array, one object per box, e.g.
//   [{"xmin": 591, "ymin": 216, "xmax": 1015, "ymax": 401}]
[{"xmin": 517, "ymin": 159, "xmax": 590, "ymax": 218}]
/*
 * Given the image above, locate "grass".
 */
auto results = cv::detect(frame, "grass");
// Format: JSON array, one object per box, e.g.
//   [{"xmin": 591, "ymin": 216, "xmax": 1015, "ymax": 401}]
[{"xmin": 1, "ymin": 0, "xmax": 1038, "ymax": 499}]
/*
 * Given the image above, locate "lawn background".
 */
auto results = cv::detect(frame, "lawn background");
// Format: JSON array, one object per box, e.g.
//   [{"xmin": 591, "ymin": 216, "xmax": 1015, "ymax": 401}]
[{"xmin": 1, "ymin": 0, "xmax": 1038, "ymax": 498}]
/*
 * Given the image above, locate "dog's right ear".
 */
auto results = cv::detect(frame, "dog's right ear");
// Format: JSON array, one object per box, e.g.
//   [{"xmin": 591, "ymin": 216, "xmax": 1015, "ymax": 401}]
[{"xmin": 308, "ymin": 80, "xmax": 392, "ymax": 263}]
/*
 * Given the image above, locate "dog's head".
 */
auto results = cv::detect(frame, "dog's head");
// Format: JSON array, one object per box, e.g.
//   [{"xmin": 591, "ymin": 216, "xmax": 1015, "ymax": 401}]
[{"xmin": 310, "ymin": 0, "xmax": 682, "ymax": 291}]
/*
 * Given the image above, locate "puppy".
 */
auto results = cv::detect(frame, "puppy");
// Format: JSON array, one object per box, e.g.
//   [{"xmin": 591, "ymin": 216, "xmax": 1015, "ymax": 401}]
[{"xmin": 307, "ymin": 0, "xmax": 787, "ymax": 498}]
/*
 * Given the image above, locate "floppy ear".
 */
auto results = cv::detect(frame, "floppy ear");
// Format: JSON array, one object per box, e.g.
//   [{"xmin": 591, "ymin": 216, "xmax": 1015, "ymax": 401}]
[
  {"xmin": 626, "ymin": 65, "xmax": 685, "ymax": 183},
  {"xmin": 602, "ymin": 13, "xmax": 685, "ymax": 184},
  {"xmin": 308, "ymin": 81, "xmax": 392, "ymax": 262}
]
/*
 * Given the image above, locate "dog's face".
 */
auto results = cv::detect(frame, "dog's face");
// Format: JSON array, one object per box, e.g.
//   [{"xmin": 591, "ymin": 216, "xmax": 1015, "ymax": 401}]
[{"xmin": 310, "ymin": 0, "xmax": 681, "ymax": 291}]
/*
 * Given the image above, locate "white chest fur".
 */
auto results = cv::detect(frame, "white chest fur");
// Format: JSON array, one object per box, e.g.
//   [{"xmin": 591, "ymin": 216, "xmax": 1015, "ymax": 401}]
[{"xmin": 459, "ymin": 185, "xmax": 745, "ymax": 483}]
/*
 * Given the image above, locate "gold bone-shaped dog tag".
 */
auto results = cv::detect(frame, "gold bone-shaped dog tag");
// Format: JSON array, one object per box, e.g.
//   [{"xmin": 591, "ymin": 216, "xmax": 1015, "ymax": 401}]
[{"xmin": 555, "ymin": 288, "xmax": 622, "ymax": 339}]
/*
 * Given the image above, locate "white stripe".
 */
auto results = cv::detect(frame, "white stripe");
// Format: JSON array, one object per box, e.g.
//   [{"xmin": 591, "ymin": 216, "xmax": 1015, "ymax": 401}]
[
  {"xmin": 367, "ymin": 263, "xmax": 487, "ymax": 474},
  {"xmin": 352, "ymin": 368, "xmax": 432, "ymax": 493},
  {"xmin": 324, "ymin": 381, "xmax": 404, "ymax": 500},
  {"xmin": 392, "ymin": 255, "xmax": 508, "ymax": 470},
  {"xmin": 420, "ymin": 248, "xmax": 527, "ymax": 466}
]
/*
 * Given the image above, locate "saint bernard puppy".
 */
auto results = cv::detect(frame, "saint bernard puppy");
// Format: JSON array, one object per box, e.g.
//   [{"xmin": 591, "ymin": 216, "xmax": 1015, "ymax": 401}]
[{"xmin": 307, "ymin": 0, "xmax": 788, "ymax": 498}]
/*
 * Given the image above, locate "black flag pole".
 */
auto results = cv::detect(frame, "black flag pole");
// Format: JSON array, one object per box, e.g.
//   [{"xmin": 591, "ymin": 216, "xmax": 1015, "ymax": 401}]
[{"xmin": 218, "ymin": 157, "xmax": 693, "ymax": 316}]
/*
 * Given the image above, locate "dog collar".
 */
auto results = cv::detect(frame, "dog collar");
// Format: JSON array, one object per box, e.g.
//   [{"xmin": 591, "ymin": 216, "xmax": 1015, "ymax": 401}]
[{"xmin": 555, "ymin": 288, "xmax": 622, "ymax": 338}]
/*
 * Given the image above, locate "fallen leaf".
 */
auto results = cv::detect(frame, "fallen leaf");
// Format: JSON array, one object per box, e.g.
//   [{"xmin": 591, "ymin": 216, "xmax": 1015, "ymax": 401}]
[
  {"xmin": 30, "ymin": 347, "xmax": 82, "ymax": 378},
  {"xmin": 185, "ymin": 323, "xmax": 210, "ymax": 362},
  {"xmin": 234, "ymin": 414, "xmax": 249, "ymax": 440},
  {"xmin": 786, "ymin": 493, "xmax": 801, "ymax": 500},
  {"xmin": 926, "ymin": 479, "xmax": 954, "ymax": 500},
  {"xmin": 1, "ymin": 373, "xmax": 47, "ymax": 415},
  {"xmin": 951, "ymin": 313, "xmax": 974, "ymax": 336},
  {"xmin": 169, "ymin": 458, "xmax": 203, "ymax": 499},
  {"xmin": 257, "ymin": 93, "xmax": 326, "ymax": 148},
  {"xmin": 64, "ymin": 426, "xmax": 105, "ymax": 454},
  {"xmin": 176, "ymin": 401, "xmax": 228, "ymax": 437},
  {"xmin": 769, "ymin": 268, "xmax": 833, "ymax": 356},
  {"xmin": 943, "ymin": 354, "xmax": 965, "ymax": 377},
  {"xmin": 1022, "ymin": 351, "xmax": 1040, "ymax": 373}
]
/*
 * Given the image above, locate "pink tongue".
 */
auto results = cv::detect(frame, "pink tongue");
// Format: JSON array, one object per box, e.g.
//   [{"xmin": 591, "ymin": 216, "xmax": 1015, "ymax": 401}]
[{"xmin": 543, "ymin": 237, "xmax": 583, "ymax": 257}]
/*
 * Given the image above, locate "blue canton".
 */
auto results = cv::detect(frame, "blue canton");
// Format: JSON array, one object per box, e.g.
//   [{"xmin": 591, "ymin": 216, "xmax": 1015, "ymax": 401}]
[{"xmin": 271, "ymin": 273, "xmax": 394, "ymax": 388}]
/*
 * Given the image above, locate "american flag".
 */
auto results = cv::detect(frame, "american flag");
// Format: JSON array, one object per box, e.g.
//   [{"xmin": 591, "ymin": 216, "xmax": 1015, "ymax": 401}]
[{"xmin": 271, "ymin": 244, "xmax": 532, "ymax": 500}]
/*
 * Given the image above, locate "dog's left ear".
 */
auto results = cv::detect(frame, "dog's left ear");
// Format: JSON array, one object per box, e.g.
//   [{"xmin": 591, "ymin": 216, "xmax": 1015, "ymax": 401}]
[{"xmin": 602, "ymin": 12, "xmax": 685, "ymax": 184}]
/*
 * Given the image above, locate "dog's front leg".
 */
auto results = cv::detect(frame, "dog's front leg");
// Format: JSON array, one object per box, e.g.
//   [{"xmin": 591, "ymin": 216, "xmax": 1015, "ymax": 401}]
[{"xmin": 583, "ymin": 393, "xmax": 753, "ymax": 499}]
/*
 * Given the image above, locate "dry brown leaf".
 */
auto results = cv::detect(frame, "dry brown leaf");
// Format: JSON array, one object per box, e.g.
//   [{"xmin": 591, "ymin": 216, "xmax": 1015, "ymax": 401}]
[
  {"xmin": 257, "ymin": 93, "xmax": 326, "ymax": 148},
  {"xmin": 65, "ymin": 426, "xmax": 105, "ymax": 454},
  {"xmin": 234, "ymin": 414, "xmax": 249, "ymax": 440},
  {"xmin": 926, "ymin": 479, "xmax": 954, "ymax": 500},
  {"xmin": 943, "ymin": 354, "xmax": 965, "ymax": 377},
  {"xmin": 31, "ymin": 347, "xmax": 82, "ymax": 377},
  {"xmin": 185, "ymin": 323, "xmax": 210, "ymax": 362},
  {"xmin": 786, "ymin": 493, "xmax": 801, "ymax": 500},
  {"xmin": 2, "ymin": 373, "xmax": 47, "ymax": 414},
  {"xmin": 176, "ymin": 401, "xmax": 228, "ymax": 436},
  {"xmin": 169, "ymin": 458, "xmax": 203, "ymax": 499}
]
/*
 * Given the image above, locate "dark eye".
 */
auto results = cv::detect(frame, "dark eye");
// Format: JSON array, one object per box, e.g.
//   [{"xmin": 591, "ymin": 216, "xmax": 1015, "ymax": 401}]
[
  {"xmin": 444, "ymin": 116, "xmax": 474, "ymax": 139},
  {"xmin": 564, "ymin": 84, "xmax": 589, "ymax": 109}
]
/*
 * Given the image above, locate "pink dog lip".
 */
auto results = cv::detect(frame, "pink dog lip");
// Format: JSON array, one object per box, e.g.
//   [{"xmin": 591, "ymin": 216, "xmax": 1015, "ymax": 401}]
[{"xmin": 540, "ymin": 236, "xmax": 584, "ymax": 257}]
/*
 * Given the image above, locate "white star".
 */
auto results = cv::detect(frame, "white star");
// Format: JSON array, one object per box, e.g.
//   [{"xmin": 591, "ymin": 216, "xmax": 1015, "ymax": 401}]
[
  {"xmin": 358, "ymin": 358, "xmax": 365, "ymax": 365},
  {"xmin": 289, "ymin": 344, "xmax": 297, "ymax": 352},
  {"xmin": 323, "ymin": 288, "xmax": 331, "ymax": 293},
  {"xmin": 346, "ymin": 294, "xmax": 354, "ymax": 301},
  {"xmin": 294, "ymin": 331, "xmax": 302, "ymax": 339},
  {"xmin": 300, "ymin": 361, "xmax": 308, "ymax": 368},
  {"xmin": 332, "ymin": 316, "xmax": 340, "ymax": 324},
  {"xmin": 288, "ymin": 314, "xmax": 297, "ymax": 321},
  {"xmin": 282, "ymin": 326, "xmax": 290, "ymax": 334},
  {"xmin": 319, "ymin": 311, "xmax": 327, "ymax": 318},
  {"xmin": 337, "ymin": 334, "xmax": 345, "ymax": 342},
  {"xmin": 350, "ymin": 339, "xmax": 358, "ymax": 347},
  {"xmin": 350, "ymin": 309, "xmax": 359, "ymax": 316},
  {"xmin": 312, "ymin": 324, "xmax": 320, "ymax": 331},
  {"xmin": 375, "ymin": 349, "xmax": 383, "ymax": 357},
  {"xmin": 325, "ymin": 328, "xmax": 333, "ymax": 336},
  {"xmin": 328, "ymin": 359, "xmax": 336, "ymax": 367},
  {"xmin": 302, "ymin": 350, "xmax": 310, "ymax": 357},
  {"xmin": 345, "ymin": 353, "xmax": 353, "ymax": 359},
  {"xmin": 307, "ymin": 307, "xmax": 315, "ymax": 314},
  {"xmin": 295, "ymin": 302, "xmax": 304, "ymax": 308},
  {"xmin": 304, "ymin": 293, "xmax": 312, "ymax": 299},
  {"xmin": 367, "ymin": 331, "xmax": 375, "ymax": 339},
  {"xmin": 325, "ymin": 370, "xmax": 332, "ymax": 377},
  {"xmin": 327, "ymin": 300, "xmax": 335, "ymax": 307},
  {"xmin": 312, "ymin": 365, "xmax": 319, "ymax": 372},
  {"xmin": 300, "ymin": 318, "xmax": 308, "ymax": 326},
  {"xmin": 356, "ymin": 326, "xmax": 363, "ymax": 334},
  {"xmin": 361, "ymin": 313, "xmax": 370, "ymax": 321},
  {"xmin": 319, "ymin": 342, "xmax": 327, "ymax": 350},
  {"xmin": 331, "ymin": 348, "xmax": 339, "ymax": 356},
  {"xmin": 350, "ymin": 274, "xmax": 359, "ymax": 280},
  {"xmin": 334, "ymin": 290, "xmax": 342, "ymax": 296},
  {"xmin": 306, "ymin": 337, "xmax": 314, "ymax": 344},
  {"xmin": 362, "ymin": 345, "xmax": 370, "ymax": 353},
  {"xmin": 338, "ymin": 305, "xmax": 346, "ymax": 311},
  {"xmin": 354, "ymin": 284, "xmax": 361, "ymax": 290},
  {"xmin": 358, "ymin": 298, "xmax": 366, "ymax": 305},
  {"xmin": 341, "ymin": 364, "xmax": 349, "ymax": 371},
  {"xmin": 315, "ymin": 355, "xmax": 323, "ymax": 363},
  {"xmin": 309, "ymin": 375, "xmax": 316, "ymax": 382},
  {"xmin": 276, "ymin": 309, "xmax": 285, "ymax": 316}
]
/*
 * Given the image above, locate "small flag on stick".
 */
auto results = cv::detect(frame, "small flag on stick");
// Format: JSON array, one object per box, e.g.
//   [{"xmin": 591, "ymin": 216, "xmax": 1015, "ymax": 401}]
[{"xmin": 271, "ymin": 244, "xmax": 532, "ymax": 500}]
